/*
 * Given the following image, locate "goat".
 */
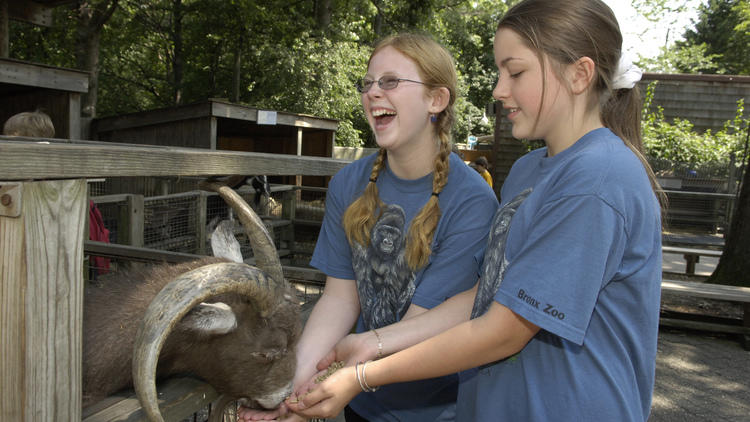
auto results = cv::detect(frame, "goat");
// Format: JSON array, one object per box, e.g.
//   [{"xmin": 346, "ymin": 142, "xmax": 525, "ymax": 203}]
[{"xmin": 82, "ymin": 179, "xmax": 301, "ymax": 422}]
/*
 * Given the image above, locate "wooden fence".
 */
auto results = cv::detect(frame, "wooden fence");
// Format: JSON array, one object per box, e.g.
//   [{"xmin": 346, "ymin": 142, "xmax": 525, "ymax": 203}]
[{"xmin": 0, "ymin": 136, "xmax": 348, "ymax": 421}]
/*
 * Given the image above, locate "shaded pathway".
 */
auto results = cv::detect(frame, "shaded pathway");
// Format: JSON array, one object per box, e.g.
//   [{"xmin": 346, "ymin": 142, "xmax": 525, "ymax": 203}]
[{"xmin": 650, "ymin": 329, "xmax": 750, "ymax": 421}]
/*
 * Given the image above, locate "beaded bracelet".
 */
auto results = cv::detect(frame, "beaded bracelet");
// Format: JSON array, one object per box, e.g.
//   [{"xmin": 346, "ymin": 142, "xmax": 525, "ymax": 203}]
[{"xmin": 372, "ymin": 329, "xmax": 383, "ymax": 359}]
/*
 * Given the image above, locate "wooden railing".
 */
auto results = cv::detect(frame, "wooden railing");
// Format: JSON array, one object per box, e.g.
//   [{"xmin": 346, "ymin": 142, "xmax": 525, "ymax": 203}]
[{"xmin": 0, "ymin": 137, "xmax": 348, "ymax": 421}]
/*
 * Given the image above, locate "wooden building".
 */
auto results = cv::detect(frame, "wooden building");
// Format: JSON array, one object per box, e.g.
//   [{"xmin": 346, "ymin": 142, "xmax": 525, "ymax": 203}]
[
  {"xmin": 91, "ymin": 99, "xmax": 339, "ymax": 192},
  {"xmin": 0, "ymin": 58, "xmax": 88, "ymax": 139}
]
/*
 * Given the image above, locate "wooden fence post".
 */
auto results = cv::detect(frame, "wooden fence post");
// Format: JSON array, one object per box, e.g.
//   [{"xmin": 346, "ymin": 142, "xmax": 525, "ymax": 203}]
[
  {"xmin": 195, "ymin": 191, "xmax": 208, "ymax": 255},
  {"xmin": 1, "ymin": 179, "xmax": 86, "ymax": 421}
]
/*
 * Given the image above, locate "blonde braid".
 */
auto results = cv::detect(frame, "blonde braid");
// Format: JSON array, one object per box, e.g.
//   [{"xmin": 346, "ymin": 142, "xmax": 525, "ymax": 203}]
[
  {"xmin": 343, "ymin": 149, "xmax": 388, "ymax": 247},
  {"xmin": 405, "ymin": 132, "xmax": 451, "ymax": 270}
]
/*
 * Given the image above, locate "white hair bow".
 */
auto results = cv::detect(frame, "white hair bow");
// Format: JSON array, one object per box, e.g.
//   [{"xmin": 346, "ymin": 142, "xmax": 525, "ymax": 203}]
[{"xmin": 612, "ymin": 52, "xmax": 642, "ymax": 90}]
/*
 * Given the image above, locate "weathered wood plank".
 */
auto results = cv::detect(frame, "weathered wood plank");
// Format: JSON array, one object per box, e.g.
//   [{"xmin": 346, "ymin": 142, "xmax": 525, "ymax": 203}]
[
  {"xmin": 0, "ymin": 57, "xmax": 89, "ymax": 92},
  {"xmin": 662, "ymin": 279, "xmax": 750, "ymax": 303},
  {"xmin": 0, "ymin": 139, "xmax": 350, "ymax": 180},
  {"xmin": 0, "ymin": 182, "xmax": 25, "ymax": 420},
  {"xmin": 0, "ymin": 179, "xmax": 87, "ymax": 421},
  {"xmin": 82, "ymin": 377, "xmax": 219, "ymax": 422}
]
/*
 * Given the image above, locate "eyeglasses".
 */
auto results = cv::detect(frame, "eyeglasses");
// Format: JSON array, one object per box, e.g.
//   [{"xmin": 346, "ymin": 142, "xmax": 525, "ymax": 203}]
[{"xmin": 355, "ymin": 76, "xmax": 428, "ymax": 93}]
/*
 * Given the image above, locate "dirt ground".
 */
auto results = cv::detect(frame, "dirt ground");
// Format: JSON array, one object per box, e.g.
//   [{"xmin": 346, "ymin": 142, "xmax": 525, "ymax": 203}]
[{"xmin": 650, "ymin": 328, "xmax": 750, "ymax": 422}]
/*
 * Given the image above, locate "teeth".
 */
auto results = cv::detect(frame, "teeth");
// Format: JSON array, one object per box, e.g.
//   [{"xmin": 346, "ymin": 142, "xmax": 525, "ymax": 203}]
[{"xmin": 372, "ymin": 109, "xmax": 396, "ymax": 117}]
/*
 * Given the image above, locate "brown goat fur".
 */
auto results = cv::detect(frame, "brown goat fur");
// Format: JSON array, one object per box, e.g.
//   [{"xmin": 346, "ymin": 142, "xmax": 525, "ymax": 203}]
[{"xmin": 82, "ymin": 257, "xmax": 301, "ymax": 408}]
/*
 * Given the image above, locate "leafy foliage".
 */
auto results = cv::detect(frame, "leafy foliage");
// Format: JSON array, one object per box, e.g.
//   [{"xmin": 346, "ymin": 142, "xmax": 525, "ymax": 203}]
[
  {"xmin": 643, "ymin": 0, "xmax": 750, "ymax": 75},
  {"xmin": 7, "ymin": 0, "xmax": 505, "ymax": 147},
  {"xmin": 642, "ymin": 82, "xmax": 749, "ymax": 177}
]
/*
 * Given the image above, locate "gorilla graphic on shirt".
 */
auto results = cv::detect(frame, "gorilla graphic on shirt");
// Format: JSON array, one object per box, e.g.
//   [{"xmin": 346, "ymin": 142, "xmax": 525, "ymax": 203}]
[
  {"xmin": 471, "ymin": 188, "xmax": 532, "ymax": 319},
  {"xmin": 352, "ymin": 204, "xmax": 416, "ymax": 330}
]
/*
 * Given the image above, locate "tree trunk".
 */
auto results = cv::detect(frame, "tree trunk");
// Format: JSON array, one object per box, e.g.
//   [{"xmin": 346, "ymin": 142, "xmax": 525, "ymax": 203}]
[
  {"xmin": 707, "ymin": 158, "xmax": 750, "ymax": 287},
  {"xmin": 231, "ymin": 37, "xmax": 241, "ymax": 103},
  {"xmin": 171, "ymin": 0, "xmax": 184, "ymax": 105},
  {"xmin": 74, "ymin": 0, "xmax": 119, "ymax": 120},
  {"xmin": 1, "ymin": 0, "xmax": 9, "ymax": 58},
  {"xmin": 315, "ymin": 0, "xmax": 331, "ymax": 30},
  {"xmin": 371, "ymin": 0, "xmax": 383, "ymax": 37}
]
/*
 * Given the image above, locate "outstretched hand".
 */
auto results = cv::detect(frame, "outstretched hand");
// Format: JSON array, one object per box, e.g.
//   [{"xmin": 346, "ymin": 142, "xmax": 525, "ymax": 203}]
[
  {"xmin": 317, "ymin": 332, "xmax": 377, "ymax": 371},
  {"xmin": 236, "ymin": 402, "xmax": 308, "ymax": 422},
  {"xmin": 285, "ymin": 366, "xmax": 361, "ymax": 420}
]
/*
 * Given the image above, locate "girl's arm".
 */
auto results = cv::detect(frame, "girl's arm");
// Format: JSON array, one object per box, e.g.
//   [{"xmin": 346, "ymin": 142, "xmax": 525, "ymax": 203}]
[
  {"xmin": 293, "ymin": 276, "xmax": 361, "ymax": 386},
  {"xmin": 318, "ymin": 283, "xmax": 478, "ymax": 369},
  {"xmin": 289, "ymin": 301, "xmax": 539, "ymax": 419},
  {"xmin": 239, "ymin": 276, "xmax": 359, "ymax": 421}
]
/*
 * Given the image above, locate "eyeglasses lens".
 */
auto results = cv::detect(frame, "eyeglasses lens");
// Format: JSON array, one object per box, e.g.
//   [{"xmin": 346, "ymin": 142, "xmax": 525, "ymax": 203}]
[{"xmin": 357, "ymin": 77, "xmax": 402, "ymax": 93}]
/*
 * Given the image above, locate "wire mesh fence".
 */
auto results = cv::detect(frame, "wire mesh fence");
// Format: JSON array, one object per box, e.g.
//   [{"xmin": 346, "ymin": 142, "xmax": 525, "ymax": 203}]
[{"xmin": 649, "ymin": 157, "xmax": 745, "ymax": 235}]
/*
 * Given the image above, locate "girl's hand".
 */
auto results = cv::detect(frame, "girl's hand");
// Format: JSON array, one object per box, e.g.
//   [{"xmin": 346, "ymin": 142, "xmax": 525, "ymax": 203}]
[
  {"xmin": 236, "ymin": 402, "xmax": 305, "ymax": 421},
  {"xmin": 317, "ymin": 332, "xmax": 377, "ymax": 372},
  {"xmin": 237, "ymin": 403, "xmax": 287, "ymax": 421},
  {"xmin": 285, "ymin": 366, "xmax": 361, "ymax": 420}
]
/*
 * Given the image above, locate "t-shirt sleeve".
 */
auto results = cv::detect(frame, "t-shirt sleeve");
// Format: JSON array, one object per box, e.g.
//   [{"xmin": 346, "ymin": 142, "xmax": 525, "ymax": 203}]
[
  {"xmin": 309, "ymin": 172, "xmax": 357, "ymax": 280},
  {"xmin": 495, "ymin": 194, "xmax": 625, "ymax": 345},
  {"xmin": 411, "ymin": 193, "xmax": 499, "ymax": 309}
]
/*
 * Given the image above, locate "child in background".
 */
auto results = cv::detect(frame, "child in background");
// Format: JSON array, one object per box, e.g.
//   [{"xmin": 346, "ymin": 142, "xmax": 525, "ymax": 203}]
[
  {"xmin": 3, "ymin": 110, "xmax": 55, "ymax": 138},
  {"xmin": 288, "ymin": 1, "xmax": 664, "ymax": 421},
  {"xmin": 473, "ymin": 156, "xmax": 493, "ymax": 188}
]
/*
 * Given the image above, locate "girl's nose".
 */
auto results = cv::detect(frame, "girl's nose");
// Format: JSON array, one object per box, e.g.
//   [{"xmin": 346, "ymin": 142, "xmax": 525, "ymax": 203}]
[{"xmin": 492, "ymin": 77, "xmax": 508, "ymax": 102}]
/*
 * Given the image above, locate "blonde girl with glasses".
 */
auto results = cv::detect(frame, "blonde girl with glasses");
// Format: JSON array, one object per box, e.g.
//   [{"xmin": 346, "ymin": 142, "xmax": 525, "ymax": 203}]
[
  {"xmin": 287, "ymin": 1, "xmax": 663, "ymax": 421},
  {"xmin": 239, "ymin": 33, "xmax": 497, "ymax": 422}
]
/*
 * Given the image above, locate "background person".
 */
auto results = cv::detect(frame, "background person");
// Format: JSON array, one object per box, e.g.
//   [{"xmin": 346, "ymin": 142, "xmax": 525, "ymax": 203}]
[
  {"xmin": 3, "ymin": 110, "xmax": 55, "ymax": 138},
  {"xmin": 473, "ymin": 156, "xmax": 493, "ymax": 188}
]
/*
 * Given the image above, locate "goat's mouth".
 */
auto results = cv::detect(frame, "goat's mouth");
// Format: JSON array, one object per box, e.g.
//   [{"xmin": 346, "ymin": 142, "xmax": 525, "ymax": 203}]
[{"xmin": 236, "ymin": 382, "xmax": 295, "ymax": 410}]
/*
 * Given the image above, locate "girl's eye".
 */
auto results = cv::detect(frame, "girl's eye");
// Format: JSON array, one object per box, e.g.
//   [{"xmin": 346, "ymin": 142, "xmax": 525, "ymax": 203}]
[{"xmin": 510, "ymin": 71, "xmax": 523, "ymax": 78}]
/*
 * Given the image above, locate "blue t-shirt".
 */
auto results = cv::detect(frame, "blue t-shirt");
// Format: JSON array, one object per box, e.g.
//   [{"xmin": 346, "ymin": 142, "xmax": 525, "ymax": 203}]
[
  {"xmin": 311, "ymin": 152, "xmax": 498, "ymax": 422},
  {"xmin": 457, "ymin": 128, "xmax": 662, "ymax": 421}
]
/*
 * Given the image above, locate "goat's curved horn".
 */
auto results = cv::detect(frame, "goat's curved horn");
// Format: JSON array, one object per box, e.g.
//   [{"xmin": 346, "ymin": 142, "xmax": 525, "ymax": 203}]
[
  {"xmin": 199, "ymin": 179, "xmax": 284, "ymax": 286},
  {"xmin": 132, "ymin": 262, "xmax": 275, "ymax": 422}
]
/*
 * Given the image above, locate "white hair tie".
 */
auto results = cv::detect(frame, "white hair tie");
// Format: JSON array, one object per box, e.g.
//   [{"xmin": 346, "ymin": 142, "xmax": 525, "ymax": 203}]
[{"xmin": 612, "ymin": 52, "xmax": 642, "ymax": 90}]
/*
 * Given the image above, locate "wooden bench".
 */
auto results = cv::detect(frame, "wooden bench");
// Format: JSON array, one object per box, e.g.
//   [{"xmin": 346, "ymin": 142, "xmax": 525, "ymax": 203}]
[
  {"xmin": 82, "ymin": 377, "xmax": 220, "ymax": 422},
  {"xmin": 661, "ymin": 278, "xmax": 750, "ymax": 350},
  {"xmin": 662, "ymin": 245, "xmax": 722, "ymax": 275}
]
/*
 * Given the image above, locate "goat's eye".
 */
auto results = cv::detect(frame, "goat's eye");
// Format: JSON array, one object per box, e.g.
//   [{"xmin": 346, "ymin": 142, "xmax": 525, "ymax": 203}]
[{"xmin": 250, "ymin": 349, "xmax": 285, "ymax": 362}]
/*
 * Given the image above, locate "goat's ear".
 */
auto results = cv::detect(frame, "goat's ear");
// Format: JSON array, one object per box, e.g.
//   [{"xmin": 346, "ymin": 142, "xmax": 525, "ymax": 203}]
[
  {"xmin": 179, "ymin": 302, "xmax": 237, "ymax": 335},
  {"xmin": 210, "ymin": 220, "xmax": 244, "ymax": 263}
]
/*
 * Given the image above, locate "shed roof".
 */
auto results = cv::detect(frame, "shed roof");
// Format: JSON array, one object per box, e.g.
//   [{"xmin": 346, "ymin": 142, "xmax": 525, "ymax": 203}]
[
  {"xmin": 0, "ymin": 57, "xmax": 89, "ymax": 95},
  {"xmin": 93, "ymin": 99, "xmax": 339, "ymax": 133}
]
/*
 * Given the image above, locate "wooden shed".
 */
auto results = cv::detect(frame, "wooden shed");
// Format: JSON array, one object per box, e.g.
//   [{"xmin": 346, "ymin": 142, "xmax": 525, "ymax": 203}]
[
  {"xmin": 91, "ymin": 99, "xmax": 339, "ymax": 190},
  {"xmin": 0, "ymin": 57, "xmax": 88, "ymax": 139}
]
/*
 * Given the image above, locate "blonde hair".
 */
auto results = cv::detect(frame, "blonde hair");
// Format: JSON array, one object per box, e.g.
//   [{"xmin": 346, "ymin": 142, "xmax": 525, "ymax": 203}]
[
  {"xmin": 342, "ymin": 33, "xmax": 457, "ymax": 270},
  {"xmin": 3, "ymin": 110, "xmax": 55, "ymax": 138},
  {"xmin": 498, "ymin": 0, "xmax": 666, "ymax": 208}
]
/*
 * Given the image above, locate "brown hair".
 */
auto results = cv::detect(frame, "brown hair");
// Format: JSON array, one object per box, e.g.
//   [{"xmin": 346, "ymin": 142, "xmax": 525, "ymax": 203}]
[
  {"xmin": 342, "ymin": 33, "xmax": 457, "ymax": 270},
  {"xmin": 3, "ymin": 110, "xmax": 55, "ymax": 138},
  {"xmin": 498, "ymin": 0, "xmax": 665, "ymax": 207}
]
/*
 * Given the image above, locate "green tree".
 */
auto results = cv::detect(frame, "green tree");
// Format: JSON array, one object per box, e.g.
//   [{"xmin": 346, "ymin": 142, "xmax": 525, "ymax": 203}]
[
  {"xmin": 679, "ymin": 0, "xmax": 750, "ymax": 75},
  {"xmin": 7, "ymin": 0, "xmax": 509, "ymax": 147}
]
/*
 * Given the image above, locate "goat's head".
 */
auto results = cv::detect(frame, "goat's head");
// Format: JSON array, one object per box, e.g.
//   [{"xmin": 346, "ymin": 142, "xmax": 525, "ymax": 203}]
[{"xmin": 131, "ymin": 178, "xmax": 299, "ymax": 422}]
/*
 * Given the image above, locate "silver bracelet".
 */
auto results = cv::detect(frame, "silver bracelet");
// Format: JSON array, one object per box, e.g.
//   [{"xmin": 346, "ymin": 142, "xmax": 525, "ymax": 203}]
[
  {"xmin": 361, "ymin": 360, "xmax": 379, "ymax": 392},
  {"xmin": 355, "ymin": 361, "xmax": 367, "ymax": 392},
  {"xmin": 372, "ymin": 329, "xmax": 383, "ymax": 359}
]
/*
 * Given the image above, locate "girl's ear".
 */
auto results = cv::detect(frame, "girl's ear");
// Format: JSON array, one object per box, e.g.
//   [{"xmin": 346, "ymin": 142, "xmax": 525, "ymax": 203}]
[
  {"xmin": 568, "ymin": 56, "xmax": 596, "ymax": 95},
  {"xmin": 428, "ymin": 86, "xmax": 451, "ymax": 114}
]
